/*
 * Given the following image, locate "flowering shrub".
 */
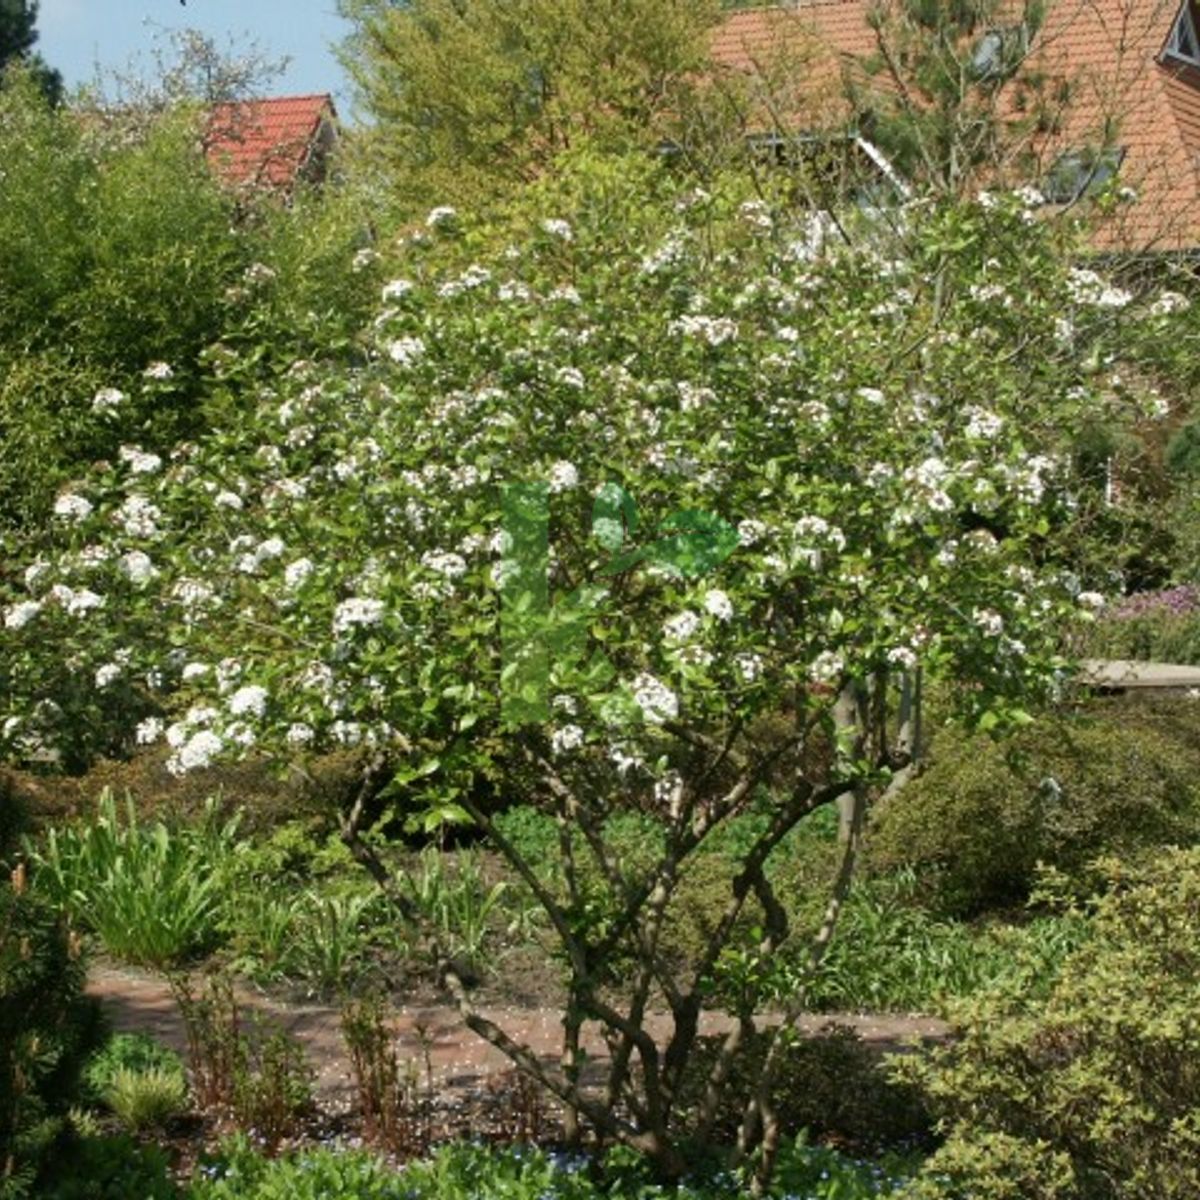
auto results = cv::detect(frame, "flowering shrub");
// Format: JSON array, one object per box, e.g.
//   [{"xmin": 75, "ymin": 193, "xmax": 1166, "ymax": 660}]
[{"xmin": 0, "ymin": 158, "xmax": 1179, "ymax": 1181}]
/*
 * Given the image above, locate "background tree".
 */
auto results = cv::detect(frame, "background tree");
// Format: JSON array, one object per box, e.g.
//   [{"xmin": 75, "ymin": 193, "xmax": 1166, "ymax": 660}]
[
  {"xmin": 337, "ymin": 0, "xmax": 722, "ymax": 211},
  {"xmin": 0, "ymin": 0, "xmax": 61, "ymax": 104}
]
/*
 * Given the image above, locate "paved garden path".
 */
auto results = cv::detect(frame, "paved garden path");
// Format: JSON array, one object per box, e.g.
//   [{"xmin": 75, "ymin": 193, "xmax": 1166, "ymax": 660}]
[{"xmin": 88, "ymin": 963, "xmax": 951, "ymax": 1112}]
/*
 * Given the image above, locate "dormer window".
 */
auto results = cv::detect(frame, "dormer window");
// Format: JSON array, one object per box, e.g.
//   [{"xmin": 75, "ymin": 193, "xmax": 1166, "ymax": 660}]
[{"xmin": 1167, "ymin": 2, "xmax": 1200, "ymax": 65}]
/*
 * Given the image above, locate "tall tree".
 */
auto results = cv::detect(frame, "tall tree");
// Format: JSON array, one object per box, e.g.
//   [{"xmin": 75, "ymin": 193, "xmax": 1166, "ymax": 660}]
[
  {"xmin": 0, "ymin": 0, "xmax": 62, "ymax": 105},
  {"xmin": 338, "ymin": 0, "xmax": 721, "ymax": 210}
]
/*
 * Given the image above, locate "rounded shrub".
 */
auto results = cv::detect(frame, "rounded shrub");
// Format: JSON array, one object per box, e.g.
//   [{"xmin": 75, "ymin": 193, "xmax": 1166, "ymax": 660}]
[
  {"xmin": 865, "ymin": 702, "xmax": 1200, "ymax": 914},
  {"xmin": 898, "ymin": 847, "xmax": 1200, "ymax": 1199}
]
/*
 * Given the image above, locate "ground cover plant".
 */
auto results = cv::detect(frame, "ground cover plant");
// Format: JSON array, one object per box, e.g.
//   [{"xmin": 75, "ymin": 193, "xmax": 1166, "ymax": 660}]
[{"xmin": 1, "ymin": 149, "xmax": 1193, "ymax": 1189}]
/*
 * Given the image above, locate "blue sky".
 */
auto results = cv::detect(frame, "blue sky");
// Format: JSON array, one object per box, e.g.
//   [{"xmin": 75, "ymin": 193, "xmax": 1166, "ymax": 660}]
[{"xmin": 36, "ymin": 0, "xmax": 353, "ymax": 110}]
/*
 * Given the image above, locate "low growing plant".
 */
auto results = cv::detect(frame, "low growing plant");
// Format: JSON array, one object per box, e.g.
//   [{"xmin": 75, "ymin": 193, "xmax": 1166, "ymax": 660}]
[
  {"xmin": 172, "ymin": 973, "xmax": 312, "ymax": 1150},
  {"xmin": 340, "ymin": 992, "xmax": 430, "ymax": 1156},
  {"xmin": 103, "ymin": 1066, "xmax": 188, "ymax": 1132},
  {"xmin": 28, "ymin": 792, "xmax": 244, "ymax": 967}
]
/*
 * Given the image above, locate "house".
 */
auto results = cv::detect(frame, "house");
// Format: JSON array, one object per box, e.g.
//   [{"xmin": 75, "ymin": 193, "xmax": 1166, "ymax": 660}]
[
  {"xmin": 204, "ymin": 93, "xmax": 338, "ymax": 192},
  {"xmin": 711, "ymin": 0, "xmax": 1200, "ymax": 252}
]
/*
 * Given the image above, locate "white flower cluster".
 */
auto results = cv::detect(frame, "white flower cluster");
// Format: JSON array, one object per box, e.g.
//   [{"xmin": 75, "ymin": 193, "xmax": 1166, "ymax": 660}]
[
  {"xmin": 4, "ymin": 600, "xmax": 41, "ymax": 630},
  {"xmin": 387, "ymin": 337, "xmax": 426, "ymax": 366},
  {"xmin": 48, "ymin": 584, "xmax": 105, "ymax": 617},
  {"xmin": 663, "ymin": 610, "xmax": 701, "ymax": 642},
  {"xmin": 669, "ymin": 315, "xmax": 737, "ymax": 346},
  {"xmin": 551, "ymin": 724, "xmax": 584, "ymax": 755},
  {"xmin": 117, "ymin": 494, "xmax": 162, "ymax": 538},
  {"xmin": 963, "ymin": 407, "xmax": 1004, "ymax": 440},
  {"xmin": 381, "ymin": 278, "xmax": 414, "ymax": 303},
  {"xmin": 54, "ymin": 493, "xmax": 93, "ymax": 522},
  {"xmin": 121, "ymin": 550, "xmax": 157, "ymax": 585},
  {"xmin": 91, "ymin": 386, "xmax": 126, "ymax": 415},
  {"xmin": 333, "ymin": 597, "xmax": 385, "ymax": 635},
  {"xmin": 631, "ymin": 672, "xmax": 678, "ymax": 724},
  {"xmin": 1066, "ymin": 268, "xmax": 1131, "ymax": 309},
  {"xmin": 119, "ymin": 445, "xmax": 163, "ymax": 475},
  {"xmin": 1149, "ymin": 291, "xmax": 1189, "ymax": 316},
  {"xmin": 548, "ymin": 461, "xmax": 579, "ymax": 493}
]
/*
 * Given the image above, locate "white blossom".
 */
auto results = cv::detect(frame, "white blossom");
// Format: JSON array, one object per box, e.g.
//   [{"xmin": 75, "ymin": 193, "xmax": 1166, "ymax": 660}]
[
  {"xmin": 381, "ymin": 278, "xmax": 413, "ymax": 303},
  {"xmin": 663, "ymin": 610, "xmax": 701, "ymax": 642},
  {"xmin": 886, "ymin": 646, "xmax": 918, "ymax": 671},
  {"xmin": 737, "ymin": 519, "xmax": 767, "ymax": 547},
  {"xmin": 609, "ymin": 743, "xmax": 644, "ymax": 775},
  {"xmin": 117, "ymin": 495, "xmax": 161, "ymax": 538},
  {"xmin": 669, "ymin": 314, "xmax": 737, "ymax": 346},
  {"xmin": 143, "ymin": 362, "xmax": 173, "ymax": 381},
  {"xmin": 118, "ymin": 445, "xmax": 163, "ymax": 475},
  {"xmin": 631, "ymin": 672, "xmax": 679, "ymax": 724},
  {"xmin": 548, "ymin": 460, "xmax": 579, "ymax": 492},
  {"xmin": 703, "ymin": 590, "xmax": 733, "ymax": 622},
  {"xmin": 53, "ymin": 493, "xmax": 93, "ymax": 522},
  {"xmin": 285, "ymin": 558, "xmax": 315, "ymax": 589},
  {"xmin": 136, "ymin": 717, "xmax": 164, "ymax": 745},
  {"xmin": 421, "ymin": 550, "xmax": 468, "ymax": 578},
  {"xmin": 120, "ymin": 551, "xmax": 157, "ymax": 585},
  {"xmin": 387, "ymin": 337, "xmax": 426, "ymax": 366},
  {"xmin": 91, "ymin": 387, "xmax": 126, "ymax": 415},
  {"xmin": 4, "ymin": 601, "xmax": 41, "ymax": 630},
  {"xmin": 734, "ymin": 652, "xmax": 763, "ymax": 683},
  {"xmin": 23, "ymin": 561, "xmax": 50, "ymax": 590},
  {"xmin": 551, "ymin": 724, "xmax": 585, "ymax": 755},
  {"xmin": 173, "ymin": 578, "xmax": 215, "ymax": 611},
  {"xmin": 168, "ymin": 729, "xmax": 225, "ymax": 775},
  {"xmin": 809, "ymin": 650, "xmax": 844, "ymax": 684},
  {"xmin": 53, "ymin": 587, "xmax": 105, "ymax": 617},
  {"xmin": 228, "ymin": 685, "xmax": 269, "ymax": 719},
  {"xmin": 973, "ymin": 607, "xmax": 1005, "ymax": 636},
  {"xmin": 1076, "ymin": 591, "xmax": 1105, "ymax": 610},
  {"xmin": 426, "ymin": 205, "xmax": 458, "ymax": 228},
  {"xmin": 287, "ymin": 723, "xmax": 315, "ymax": 746},
  {"xmin": 95, "ymin": 663, "xmax": 122, "ymax": 689},
  {"xmin": 214, "ymin": 491, "xmax": 243, "ymax": 510},
  {"xmin": 1149, "ymin": 291, "xmax": 1189, "ymax": 316},
  {"xmin": 182, "ymin": 662, "xmax": 209, "ymax": 682},
  {"xmin": 964, "ymin": 407, "xmax": 1004, "ymax": 439},
  {"xmin": 333, "ymin": 597, "xmax": 385, "ymax": 634},
  {"xmin": 542, "ymin": 218, "xmax": 573, "ymax": 240}
]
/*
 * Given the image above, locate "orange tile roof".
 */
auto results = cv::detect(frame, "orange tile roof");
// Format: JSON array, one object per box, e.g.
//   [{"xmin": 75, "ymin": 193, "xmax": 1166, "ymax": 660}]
[
  {"xmin": 205, "ymin": 94, "xmax": 337, "ymax": 189},
  {"xmin": 711, "ymin": 0, "xmax": 1200, "ymax": 251}
]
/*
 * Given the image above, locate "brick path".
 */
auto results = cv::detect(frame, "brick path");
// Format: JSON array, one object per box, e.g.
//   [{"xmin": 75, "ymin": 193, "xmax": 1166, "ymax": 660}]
[{"xmin": 88, "ymin": 964, "xmax": 951, "ymax": 1108}]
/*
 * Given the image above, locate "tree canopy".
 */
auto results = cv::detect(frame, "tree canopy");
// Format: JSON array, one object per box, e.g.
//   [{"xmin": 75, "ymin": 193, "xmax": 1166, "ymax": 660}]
[
  {"xmin": 0, "ymin": 0, "xmax": 60, "ymax": 104},
  {"xmin": 337, "ymin": 0, "xmax": 722, "ymax": 210}
]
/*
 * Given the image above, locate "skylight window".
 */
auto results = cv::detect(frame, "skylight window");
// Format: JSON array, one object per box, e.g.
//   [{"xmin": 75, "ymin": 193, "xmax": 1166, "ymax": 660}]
[
  {"xmin": 1042, "ymin": 146, "xmax": 1126, "ymax": 205},
  {"xmin": 1167, "ymin": 3, "xmax": 1200, "ymax": 65}
]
